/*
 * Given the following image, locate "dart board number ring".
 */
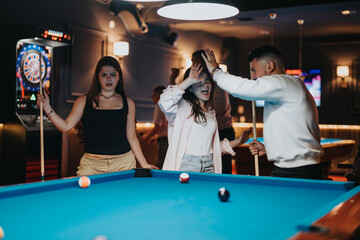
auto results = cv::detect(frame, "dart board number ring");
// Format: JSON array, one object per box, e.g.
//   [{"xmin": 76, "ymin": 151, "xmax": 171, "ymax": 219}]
[{"xmin": 16, "ymin": 44, "xmax": 51, "ymax": 92}]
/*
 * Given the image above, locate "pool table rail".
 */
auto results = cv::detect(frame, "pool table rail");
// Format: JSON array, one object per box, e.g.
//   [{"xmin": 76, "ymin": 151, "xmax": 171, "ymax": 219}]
[
  {"xmin": 0, "ymin": 169, "xmax": 355, "ymax": 199},
  {"xmin": 0, "ymin": 170, "xmax": 135, "ymax": 199},
  {"xmin": 291, "ymin": 190, "xmax": 360, "ymax": 240}
]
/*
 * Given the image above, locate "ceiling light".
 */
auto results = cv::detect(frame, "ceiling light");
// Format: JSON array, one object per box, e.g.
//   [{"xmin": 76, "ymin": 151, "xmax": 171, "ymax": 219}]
[
  {"xmin": 157, "ymin": 2, "xmax": 239, "ymax": 21},
  {"xmin": 269, "ymin": 13, "xmax": 277, "ymax": 20},
  {"xmin": 341, "ymin": 10, "xmax": 357, "ymax": 15},
  {"xmin": 269, "ymin": 13, "xmax": 277, "ymax": 46},
  {"xmin": 259, "ymin": 30, "xmax": 270, "ymax": 35},
  {"xmin": 113, "ymin": 41, "xmax": 129, "ymax": 56},
  {"xmin": 124, "ymin": 0, "xmax": 168, "ymax": 2},
  {"xmin": 297, "ymin": 19, "xmax": 304, "ymax": 71},
  {"xmin": 109, "ymin": 20, "xmax": 115, "ymax": 29},
  {"xmin": 218, "ymin": 20, "xmax": 234, "ymax": 25}
]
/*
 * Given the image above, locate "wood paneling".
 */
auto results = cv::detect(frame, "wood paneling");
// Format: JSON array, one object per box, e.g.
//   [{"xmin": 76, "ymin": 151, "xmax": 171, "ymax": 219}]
[
  {"xmin": 65, "ymin": 25, "xmax": 107, "ymax": 103},
  {"xmin": 351, "ymin": 61, "xmax": 360, "ymax": 112}
]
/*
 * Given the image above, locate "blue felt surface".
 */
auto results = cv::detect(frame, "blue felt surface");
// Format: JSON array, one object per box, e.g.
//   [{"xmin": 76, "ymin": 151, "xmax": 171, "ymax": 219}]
[{"xmin": 0, "ymin": 170, "xmax": 358, "ymax": 240}]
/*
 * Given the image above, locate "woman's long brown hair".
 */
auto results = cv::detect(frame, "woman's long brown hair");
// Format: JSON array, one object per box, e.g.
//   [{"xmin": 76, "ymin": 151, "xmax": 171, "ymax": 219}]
[
  {"xmin": 87, "ymin": 56, "xmax": 125, "ymax": 108},
  {"xmin": 182, "ymin": 50, "xmax": 215, "ymax": 123}
]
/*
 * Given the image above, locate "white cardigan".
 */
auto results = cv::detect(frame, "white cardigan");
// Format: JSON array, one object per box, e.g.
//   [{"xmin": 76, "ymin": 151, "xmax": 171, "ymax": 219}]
[{"xmin": 158, "ymin": 85, "xmax": 235, "ymax": 173}]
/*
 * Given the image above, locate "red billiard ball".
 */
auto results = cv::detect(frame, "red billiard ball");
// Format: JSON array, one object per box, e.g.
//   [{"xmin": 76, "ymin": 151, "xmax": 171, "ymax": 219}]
[
  {"xmin": 179, "ymin": 173, "xmax": 190, "ymax": 183},
  {"xmin": 218, "ymin": 187, "xmax": 230, "ymax": 202}
]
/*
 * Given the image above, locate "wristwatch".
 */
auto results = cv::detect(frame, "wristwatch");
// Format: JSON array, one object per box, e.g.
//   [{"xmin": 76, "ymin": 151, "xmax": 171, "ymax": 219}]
[{"xmin": 211, "ymin": 67, "xmax": 222, "ymax": 75}]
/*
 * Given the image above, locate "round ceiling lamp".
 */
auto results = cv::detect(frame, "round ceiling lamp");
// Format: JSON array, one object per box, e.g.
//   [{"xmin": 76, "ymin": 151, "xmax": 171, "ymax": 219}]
[
  {"xmin": 124, "ymin": 0, "xmax": 168, "ymax": 2},
  {"xmin": 157, "ymin": 2, "xmax": 239, "ymax": 21}
]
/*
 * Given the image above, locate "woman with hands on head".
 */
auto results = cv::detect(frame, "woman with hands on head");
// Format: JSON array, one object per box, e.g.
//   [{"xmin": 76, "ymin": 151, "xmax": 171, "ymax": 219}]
[
  {"xmin": 37, "ymin": 56, "xmax": 158, "ymax": 176},
  {"xmin": 158, "ymin": 63, "xmax": 252, "ymax": 173}
]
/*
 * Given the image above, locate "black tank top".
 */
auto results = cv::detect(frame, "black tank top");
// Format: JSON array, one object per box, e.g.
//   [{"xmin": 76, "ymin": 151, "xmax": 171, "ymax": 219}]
[{"xmin": 81, "ymin": 94, "xmax": 131, "ymax": 155}]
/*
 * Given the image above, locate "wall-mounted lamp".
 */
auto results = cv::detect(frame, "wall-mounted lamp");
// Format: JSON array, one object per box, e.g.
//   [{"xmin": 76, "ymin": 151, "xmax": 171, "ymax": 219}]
[
  {"xmin": 337, "ymin": 65, "xmax": 350, "ymax": 88},
  {"xmin": 337, "ymin": 66, "xmax": 349, "ymax": 77},
  {"xmin": 185, "ymin": 58, "xmax": 192, "ymax": 69},
  {"xmin": 113, "ymin": 41, "xmax": 129, "ymax": 57},
  {"xmin": 183, "ymin": 58, "xmax": 227, "ymax": 73},
  {"xmin": 219, "ymin": 64, "xmax": 227, "ymax": 72}
]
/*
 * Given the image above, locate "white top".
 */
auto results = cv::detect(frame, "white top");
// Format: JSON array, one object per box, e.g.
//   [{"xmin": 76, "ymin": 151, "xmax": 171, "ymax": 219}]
[
  {"xmin": 186, "ymin": 112, "xmax": 216, "ymax": 155},
  {"xmin": 213, "ymin": 71, "xmax": 324, "ymax": 168}
]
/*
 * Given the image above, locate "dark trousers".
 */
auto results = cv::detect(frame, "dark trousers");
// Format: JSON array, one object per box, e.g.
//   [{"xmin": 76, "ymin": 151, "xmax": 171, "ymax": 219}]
[
  {"xmin": 156, "ymin": 136, "xmax": 168, "ymax": 169},
  {"xmin": 271, "ymin": 163, "xmax": 323, "ymax": 180},
  {"xmin": 219, "ymin": 127, "xmax": 235, "ymax": 174}
]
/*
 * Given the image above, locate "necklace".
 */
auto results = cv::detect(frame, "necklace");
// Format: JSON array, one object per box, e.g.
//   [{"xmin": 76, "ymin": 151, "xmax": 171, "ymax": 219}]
[{"xmin": 100, "ymin": 93, "xmax": 116, "ymax": 99}]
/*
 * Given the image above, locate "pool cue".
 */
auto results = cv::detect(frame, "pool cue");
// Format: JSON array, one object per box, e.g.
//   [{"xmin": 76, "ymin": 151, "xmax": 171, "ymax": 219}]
[
  {"xmin": 252, "ymin": 101, "xmax": 259, "ymax": 176},
  {"xmin": 249, "ymin": 63, "xmax": 260, "ymax": 176},
  {"xmin": 39, "ymin": 52, "xmax": 45, "ymax": 181}
]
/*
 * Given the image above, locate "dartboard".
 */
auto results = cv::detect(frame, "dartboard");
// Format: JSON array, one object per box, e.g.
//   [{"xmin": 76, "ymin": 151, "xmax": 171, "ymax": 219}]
[{"xmin": 16, "ymin": 44, "xmax": 51, "ymax": 92}]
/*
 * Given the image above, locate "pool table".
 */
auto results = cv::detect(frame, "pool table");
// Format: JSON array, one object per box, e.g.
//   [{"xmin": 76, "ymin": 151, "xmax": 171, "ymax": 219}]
[
  {"xmin": 234, "ymin": 138, "xmax": 356, "ymax": 176},
  {"xmin": 0, "ymin": 169, "xmax": 359, "ymax": 240}
]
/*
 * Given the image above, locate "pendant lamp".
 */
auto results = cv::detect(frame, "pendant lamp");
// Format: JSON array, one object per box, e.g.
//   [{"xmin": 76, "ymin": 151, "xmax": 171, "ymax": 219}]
[{"xmin": 157, "ymin": 1, "xmax": 239, "ymax": 21}]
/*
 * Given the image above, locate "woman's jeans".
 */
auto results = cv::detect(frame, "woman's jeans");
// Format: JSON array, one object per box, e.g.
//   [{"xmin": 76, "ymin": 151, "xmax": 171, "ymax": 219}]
[{"xmin": 179, "ymin": 153, "xmax": 214, "ymax": 173}]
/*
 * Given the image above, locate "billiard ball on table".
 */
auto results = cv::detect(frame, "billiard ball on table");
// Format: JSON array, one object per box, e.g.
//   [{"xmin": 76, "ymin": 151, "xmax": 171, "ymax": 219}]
[
  {"xmin": 218, "ymin": 187, "xmax": 230, "ymax": 202},
  {"xmin": 179, "ymin": 173, "xmax": 190, "ymax": 183},
  {"xmin": 78, "ymin": 176, "xmax": 91, "ymax": 188},
  {"xmin": 0, "ymin": 226, "xmax": 4, "ymax": 239},
  {"xmin": 93, "ymin": 235, "xmax": 108, "ymax": 240}
]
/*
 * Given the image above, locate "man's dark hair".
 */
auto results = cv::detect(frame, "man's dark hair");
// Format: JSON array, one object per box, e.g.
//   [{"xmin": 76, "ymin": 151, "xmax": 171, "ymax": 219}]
[
  {"xmin": 247, "ymin": 45, "xmax": 284, "ymax": 66},
  {"xmin": 153, "ymin": 85, "xmax": 166, "ymax": 94},
  {"xmin": 191, "ymin": 50, "xmax": 212, "ymax": 78}
]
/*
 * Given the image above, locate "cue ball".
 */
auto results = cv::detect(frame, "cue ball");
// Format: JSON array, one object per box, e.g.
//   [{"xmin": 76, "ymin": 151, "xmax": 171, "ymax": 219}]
[
  {"xmin": 179, "ymin": 173, "xmax": 190, "ymax": 183},
  {"xmin": 218, "ymin": 187, "xmax": 230, "ymax": 202},
  {"xmin": 0, "ymin": 226, "xmax": 4, "ymax": 239},
  {"xmin": 93, "ymin": 235, "xmax": 108, "ymax": 240},
  {"xmin": 78, "ymin": 176, "xmax": 91, "ymax": 188}
]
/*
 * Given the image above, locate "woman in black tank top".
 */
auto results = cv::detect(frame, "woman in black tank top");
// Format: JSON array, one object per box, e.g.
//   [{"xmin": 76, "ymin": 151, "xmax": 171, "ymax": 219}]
[{"xmin": 37, "ymin": 56, "xmax": 158, "ymax": 176}]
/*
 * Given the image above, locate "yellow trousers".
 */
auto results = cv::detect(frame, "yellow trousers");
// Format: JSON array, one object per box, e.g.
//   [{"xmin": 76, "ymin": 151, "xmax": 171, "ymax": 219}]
[{"xmin": 76, "ymin": 150, "xmax": 136, "ymax": 176}]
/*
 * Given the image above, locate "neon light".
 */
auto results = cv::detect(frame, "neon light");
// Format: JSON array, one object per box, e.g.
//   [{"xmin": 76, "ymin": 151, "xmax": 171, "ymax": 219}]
[{"xmin": 48, "ymin": 30, "xmax": 63, "ymax": 37}]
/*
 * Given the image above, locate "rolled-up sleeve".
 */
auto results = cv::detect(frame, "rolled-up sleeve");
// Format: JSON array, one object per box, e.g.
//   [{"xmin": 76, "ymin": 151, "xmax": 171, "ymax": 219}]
[
  {"xmin": 220, "ymin": 138, "xmax": 236, "ymax": 156},
  {"xmin": 158, "ymin": 85, "xmax": 185, "ymax": 125}
]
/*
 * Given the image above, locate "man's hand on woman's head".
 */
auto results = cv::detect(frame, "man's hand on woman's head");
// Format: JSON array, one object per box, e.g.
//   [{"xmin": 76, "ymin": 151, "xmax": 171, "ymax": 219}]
[{"xmin": 201, "ymin": 48, "xmax": 219, "ymax": 73}]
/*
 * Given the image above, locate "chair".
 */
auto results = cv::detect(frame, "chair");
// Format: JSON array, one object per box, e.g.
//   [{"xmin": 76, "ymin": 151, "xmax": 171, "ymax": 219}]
[{"xmin": 345, "ymin": 145, "xmax": 360, "ymax": 183}]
